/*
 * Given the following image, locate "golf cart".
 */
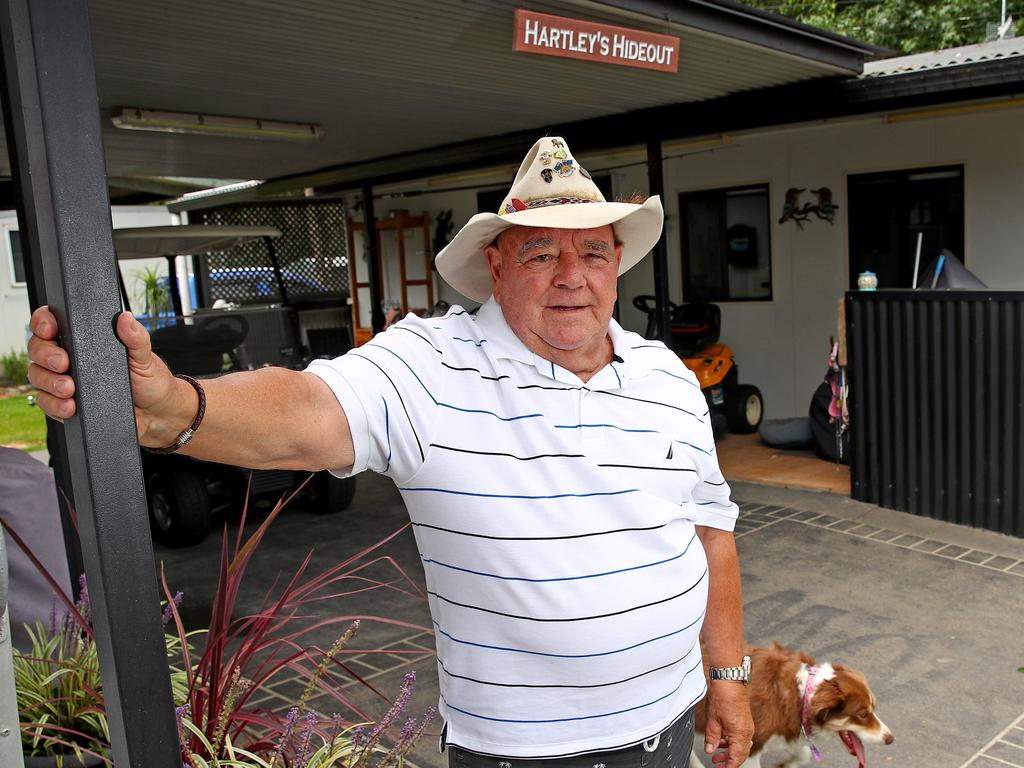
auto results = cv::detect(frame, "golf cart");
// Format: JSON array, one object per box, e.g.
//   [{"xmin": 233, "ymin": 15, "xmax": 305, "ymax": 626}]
[
  {"xmin": 633, "ymin": 296, "xmax": 763, "ymax": 437},
  {"xmin": 115, "ymin": 225, "xmax": 356, "ymax": 547}
]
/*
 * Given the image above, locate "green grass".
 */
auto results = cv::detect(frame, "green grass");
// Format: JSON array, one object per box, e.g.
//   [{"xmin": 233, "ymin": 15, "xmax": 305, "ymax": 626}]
[{"xmin": 0, "ymin": 394, "xmax": 47, "ymax": 452}]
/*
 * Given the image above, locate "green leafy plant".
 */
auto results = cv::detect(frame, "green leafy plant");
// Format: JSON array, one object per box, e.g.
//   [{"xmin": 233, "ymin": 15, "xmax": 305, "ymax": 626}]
[
  {"xmin": 1, "ymin": 348, "xmax": 30, "ymax": 385},
  {"xmin": 133, "ymin": 264, "xmax": 172, "ymax": 330},
  {"xmin": 8, "ymin": 570, "xmax": 186, "ymax": 766}
]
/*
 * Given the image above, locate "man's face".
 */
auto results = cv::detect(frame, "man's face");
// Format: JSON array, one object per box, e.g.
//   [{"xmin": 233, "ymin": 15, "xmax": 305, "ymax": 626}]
[{"xmin": 485, "ymin": 225, "xmax": 622, "ymax": 361}]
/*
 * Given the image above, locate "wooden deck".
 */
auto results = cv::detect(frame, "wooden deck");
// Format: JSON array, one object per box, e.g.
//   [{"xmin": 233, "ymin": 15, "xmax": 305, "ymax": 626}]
[{"xmin": 716, "ymin": 432, "xmax": 851, "ymax": 495}]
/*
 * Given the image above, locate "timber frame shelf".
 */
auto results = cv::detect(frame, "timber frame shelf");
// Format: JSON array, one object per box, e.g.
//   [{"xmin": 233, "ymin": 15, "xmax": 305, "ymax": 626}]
[{"xmin": 347, "ymin": 211, "xmax": 433, "ymax": 346}]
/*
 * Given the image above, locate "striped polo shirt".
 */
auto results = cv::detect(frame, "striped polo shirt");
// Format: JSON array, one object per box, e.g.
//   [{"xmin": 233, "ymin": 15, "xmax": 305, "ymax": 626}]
[{"xmin": 306, "ymin": 298, "xmax": 738, "ymax": 758}]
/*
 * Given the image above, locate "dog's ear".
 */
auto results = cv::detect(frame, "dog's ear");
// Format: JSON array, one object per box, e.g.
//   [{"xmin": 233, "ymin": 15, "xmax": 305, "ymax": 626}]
[{"xmin": 813, "ymin": 679, "xmax": 846, "ymax": 726}]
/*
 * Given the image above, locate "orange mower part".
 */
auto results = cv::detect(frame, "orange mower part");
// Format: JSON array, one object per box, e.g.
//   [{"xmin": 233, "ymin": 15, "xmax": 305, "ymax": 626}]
[{"xmin": 682, "ymin": 343, "xmax": 734, "ymax": 390}]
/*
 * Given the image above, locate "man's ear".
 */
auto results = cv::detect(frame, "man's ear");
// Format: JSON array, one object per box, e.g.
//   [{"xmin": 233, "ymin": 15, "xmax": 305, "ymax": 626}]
[{"xmin": 485, "ymin": 242, "xmax": 503, "ymax": 293}]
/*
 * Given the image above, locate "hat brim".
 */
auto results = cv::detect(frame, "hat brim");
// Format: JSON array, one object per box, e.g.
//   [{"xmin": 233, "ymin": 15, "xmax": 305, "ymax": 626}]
[{"xmin": 435, "ymin": 196, "xmax": 664, "ymax": 303}]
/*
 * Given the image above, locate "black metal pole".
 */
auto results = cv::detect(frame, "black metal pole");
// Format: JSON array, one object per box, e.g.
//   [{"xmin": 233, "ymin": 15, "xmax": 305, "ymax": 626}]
[
  {"xmin": 0, "ymin": 2, "xmax": 180, "ymax": 767},
  {"xmin": 0, "ymin": 3, "xmax": 85, "ymax": 598},
  {"xmin": 646, "ymin": 138, "xmax": 671, "ymax": 343},
  {"xmin": 362, "ymin": 180, "xmax": 386, "ymax": 333},
  {"xmin": 167, "ymin": 255, "xmax": 184, "ymax": 317}
]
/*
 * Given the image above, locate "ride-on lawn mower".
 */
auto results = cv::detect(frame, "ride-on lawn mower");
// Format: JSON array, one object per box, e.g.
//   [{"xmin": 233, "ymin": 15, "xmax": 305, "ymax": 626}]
[{"xmin": 633, "ymin": 296, "xmax": 764, "ymax": 438}]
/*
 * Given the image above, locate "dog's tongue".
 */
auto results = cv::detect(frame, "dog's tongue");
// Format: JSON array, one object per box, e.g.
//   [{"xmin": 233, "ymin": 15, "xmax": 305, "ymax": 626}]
[{"xmin": 839, "ymin": 731, "xmax": 866, "ymax": 768}]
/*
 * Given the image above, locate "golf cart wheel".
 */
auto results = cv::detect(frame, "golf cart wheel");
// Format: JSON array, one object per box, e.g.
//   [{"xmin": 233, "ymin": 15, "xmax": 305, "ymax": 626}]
[
  {"xmin": 727, "ymin": 384, "xmax": 764, "ymax": 434},
  {"xmin": 148, "ymin": 469, "xmax": 212, "ymax": 547},
  {"xmin": 302, "ymin": 472, "xmax": 357, "ymax": 514}
]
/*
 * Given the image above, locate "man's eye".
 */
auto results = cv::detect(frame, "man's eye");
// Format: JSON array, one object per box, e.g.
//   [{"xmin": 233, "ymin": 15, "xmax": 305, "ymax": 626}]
[{"xmin": 529, "ymin": 253, "xmax": 555, "ymax": 264}]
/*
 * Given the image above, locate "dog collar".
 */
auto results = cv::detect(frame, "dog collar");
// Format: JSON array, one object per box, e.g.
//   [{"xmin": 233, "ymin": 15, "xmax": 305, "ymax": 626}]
[{"xmin": 800, "ymin": 665, "xmax": 824, "ymax": 762}]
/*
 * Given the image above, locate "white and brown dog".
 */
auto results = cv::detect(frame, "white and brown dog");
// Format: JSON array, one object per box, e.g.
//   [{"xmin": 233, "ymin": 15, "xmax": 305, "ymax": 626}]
[{"xmin": 690, "ymin": 642, "xmax": 893, "ymax": 767}]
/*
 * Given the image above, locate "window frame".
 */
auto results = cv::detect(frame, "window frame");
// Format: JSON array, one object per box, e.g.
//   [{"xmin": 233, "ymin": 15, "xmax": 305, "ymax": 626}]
[
  {"xmin": 4, "ymin": 225, "xmax": 26, "ymax": 287},
  {"xmin": 678, "ymin": 182, "xmax": 773, "ymax": 303}
]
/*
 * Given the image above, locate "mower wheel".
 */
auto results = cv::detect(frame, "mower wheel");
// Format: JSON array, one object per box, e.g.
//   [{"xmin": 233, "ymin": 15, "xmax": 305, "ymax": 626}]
[
  {"xmin": 148, "ymin": 469, "xmax": 212, "ymax": 548},
  {"xmin": 302, "ymin": 472, "xmax": 357, "ymax": 514},
  {"xmin": 727, "ymin": 385, "xmax": 764, "ymax": 434}
]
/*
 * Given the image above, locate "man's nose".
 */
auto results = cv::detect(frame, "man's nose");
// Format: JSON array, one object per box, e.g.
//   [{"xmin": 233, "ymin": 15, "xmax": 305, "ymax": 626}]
[{"xmin": 553, "ymin": 253, "xmax": 585, "ymax": 288}]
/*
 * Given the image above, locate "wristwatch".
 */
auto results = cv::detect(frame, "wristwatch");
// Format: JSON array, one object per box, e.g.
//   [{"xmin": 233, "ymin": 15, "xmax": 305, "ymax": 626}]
[{"xmin": 709, "ymin": 655, "xmax": 751, "ymax": 685}]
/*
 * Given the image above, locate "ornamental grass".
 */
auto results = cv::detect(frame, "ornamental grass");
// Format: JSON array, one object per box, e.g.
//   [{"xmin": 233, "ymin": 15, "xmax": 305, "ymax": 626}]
[{"xmin": 2, "ymin": 475, "xmax": 433, "ymax": 767}]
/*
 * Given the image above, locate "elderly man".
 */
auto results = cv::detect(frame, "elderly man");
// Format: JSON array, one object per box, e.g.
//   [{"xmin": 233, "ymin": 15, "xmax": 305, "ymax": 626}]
[{"xmin": 29, "ymin": 137, "xmax": 753, "ymax": 767}]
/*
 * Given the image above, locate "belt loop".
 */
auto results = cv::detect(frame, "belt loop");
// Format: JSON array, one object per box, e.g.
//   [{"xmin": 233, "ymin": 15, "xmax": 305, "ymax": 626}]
[{"xmin": 642, "ymin": 733, "xmax": 660, "ymax": 753}]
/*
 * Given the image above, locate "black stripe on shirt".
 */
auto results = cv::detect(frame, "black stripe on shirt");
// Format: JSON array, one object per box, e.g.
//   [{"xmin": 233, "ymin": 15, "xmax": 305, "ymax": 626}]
[
  {"xmin": 411, "ymin": 521, "xmax": 669, "ymax": 542},
  {"xmin": 592, "ymin": 389, "xmax": 704, "ymax": 423},
  {"xmin": 517, "ymin": 383, "xmax": 585, "ymax": 393},
  {"xmin": 431, "ymin": 443, "xmax": 585, "ymax": 462},
  {"xmin": 427, "ymin": 568, "xmax": 707, "ymax": 622},
  {"xmin": 436, "ymin": 640, "xmax": 698, "ymax": 689},
  {"xmin": 393, "ymin": 326, "xmax": 442, "ymax": 354},
  {"xmin": 598, "ymin": 463, "xmax": 697, "ymax": 473},
  {"xmin": 349, "ymin": 351, "xmax": 425, "ymax": 463},
  {"xmin": 440, "ymin": 361, "xmax": 509, "ymax": 382}
]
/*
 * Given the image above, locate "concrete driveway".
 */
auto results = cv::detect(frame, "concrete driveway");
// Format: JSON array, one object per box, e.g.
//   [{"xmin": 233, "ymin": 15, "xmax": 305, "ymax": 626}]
[{"xmin": 156, "ymin": 473, "xmax": 1024, "ymax": 768}]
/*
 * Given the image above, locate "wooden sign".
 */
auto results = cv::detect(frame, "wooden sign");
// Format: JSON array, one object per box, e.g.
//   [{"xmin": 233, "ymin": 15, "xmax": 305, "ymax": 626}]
[{"xmin": 513, "ymin": 9, "xmax": 680, "ymax": 73}]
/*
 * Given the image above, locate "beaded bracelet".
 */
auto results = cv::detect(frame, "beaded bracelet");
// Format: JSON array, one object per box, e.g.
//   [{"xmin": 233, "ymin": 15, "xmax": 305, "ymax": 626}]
[{"xmin": 145, "ymin": 374, "xmax": 206, "ymax": 454}]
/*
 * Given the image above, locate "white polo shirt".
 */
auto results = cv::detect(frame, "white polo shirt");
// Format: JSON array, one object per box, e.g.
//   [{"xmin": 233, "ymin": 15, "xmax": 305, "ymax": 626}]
[{"xmin": 306, "ymin": 298, "xmax": 737, "ymax": 758}]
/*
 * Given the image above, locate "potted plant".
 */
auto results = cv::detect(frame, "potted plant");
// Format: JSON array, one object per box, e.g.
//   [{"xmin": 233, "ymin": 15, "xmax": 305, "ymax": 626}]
[{"xmin": 5, "ymin": 482, "xmax": 434, "ymax": 767}]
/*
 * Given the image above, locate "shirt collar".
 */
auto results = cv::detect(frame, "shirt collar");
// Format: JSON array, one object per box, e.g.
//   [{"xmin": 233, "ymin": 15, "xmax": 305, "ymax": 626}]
[{"xmin": 473, "ymin": 296, "xmax": 652, "ymax": 385}]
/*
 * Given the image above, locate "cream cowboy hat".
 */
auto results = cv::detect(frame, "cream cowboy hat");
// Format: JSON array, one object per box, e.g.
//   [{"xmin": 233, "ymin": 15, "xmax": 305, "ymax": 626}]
[{"xmin": 435, "ymin": 136, "xmax": 663, "ymax": 302}]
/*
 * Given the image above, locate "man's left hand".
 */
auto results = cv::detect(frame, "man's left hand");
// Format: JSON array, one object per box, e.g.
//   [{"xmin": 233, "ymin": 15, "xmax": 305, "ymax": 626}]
[{"xmin": 702, "ymin": 681, "xmax": 754, "ymax": 767}]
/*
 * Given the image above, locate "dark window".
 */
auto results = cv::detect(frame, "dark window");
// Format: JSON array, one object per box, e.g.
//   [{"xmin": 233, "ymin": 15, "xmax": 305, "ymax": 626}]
[
  {"xmin": 848, "ymin": 166, "xmax": 964, "ymax": 289},
  {"xmin": 679, "ymin": 184, "xmax": 771, "ymax": 302},
  {"xmin": 8, "ymin": 228, "xmax": 25, "ymax": 284},
  {"xmin": 476, "ymin": 174, "xmax": 614, "ymax": 214}
]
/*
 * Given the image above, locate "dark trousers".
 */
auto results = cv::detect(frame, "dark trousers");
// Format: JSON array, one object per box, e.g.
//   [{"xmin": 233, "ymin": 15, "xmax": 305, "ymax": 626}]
[{"xmin": 447, "ymin": 709, "xmax": 695, "ymax": 768}]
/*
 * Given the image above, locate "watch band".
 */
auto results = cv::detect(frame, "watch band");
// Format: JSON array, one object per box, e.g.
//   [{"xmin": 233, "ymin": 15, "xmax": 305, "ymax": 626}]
[{"xmin": 708, "ymin": 655, "xmax": 751, "ymax": 684}]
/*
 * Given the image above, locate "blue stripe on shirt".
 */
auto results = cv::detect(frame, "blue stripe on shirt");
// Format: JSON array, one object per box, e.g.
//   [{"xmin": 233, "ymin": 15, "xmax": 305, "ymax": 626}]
[
  {"xmin": 432, "ymin": 609, "xmax": 705, "ymax": 659},
  {"xmin": 400, "ymin": 487, "xmax": 639, "ymax": 500},
  {"xmin": 652, "ymin": 368, "xmax": 701, "ymax": 388}
]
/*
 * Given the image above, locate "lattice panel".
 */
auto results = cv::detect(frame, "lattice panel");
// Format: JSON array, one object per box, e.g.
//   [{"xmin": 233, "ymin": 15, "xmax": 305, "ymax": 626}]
[{"xmin": 190, "ymin": 202, "xmax": 349, "ymax": 307}]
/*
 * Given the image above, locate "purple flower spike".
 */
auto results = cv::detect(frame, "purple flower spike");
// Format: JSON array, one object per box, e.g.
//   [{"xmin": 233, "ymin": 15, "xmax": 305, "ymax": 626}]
[{"xmin": 295, "ymin": 710, "xmax": 318, "ymax": 766}]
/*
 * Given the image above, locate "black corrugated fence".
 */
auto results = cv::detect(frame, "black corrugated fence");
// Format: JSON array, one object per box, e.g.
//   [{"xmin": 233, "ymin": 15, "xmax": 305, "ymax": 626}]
[{"xmin": 847, "ymin": 290, "xmax": 1024, "ymax": 537}]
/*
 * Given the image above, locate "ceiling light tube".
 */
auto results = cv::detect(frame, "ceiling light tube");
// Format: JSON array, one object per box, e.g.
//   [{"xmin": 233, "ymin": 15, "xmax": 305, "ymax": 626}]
[{"xmin": 112, "ymin": 108, "xmax": 324, "ymax": 141}]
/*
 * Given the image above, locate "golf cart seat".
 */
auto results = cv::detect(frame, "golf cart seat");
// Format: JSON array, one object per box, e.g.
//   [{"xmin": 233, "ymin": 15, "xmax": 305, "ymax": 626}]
[
  {"xmin": 667, "ymin": 302, "xmax": 720, "ymax": 357},
  {"xmin": 150, "ymin": 314, "xmax": 249, "ymax": 376}
]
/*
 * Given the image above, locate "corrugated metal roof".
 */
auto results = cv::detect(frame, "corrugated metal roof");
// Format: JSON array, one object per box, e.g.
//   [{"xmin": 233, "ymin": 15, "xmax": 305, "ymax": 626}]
[
  {"xmin": 862, "ymin": 36, "xmax": 1024, "ymax": 78},
  {"xmin": 0, "ymin": 0, "xmax": 871, "ymax": 182}
]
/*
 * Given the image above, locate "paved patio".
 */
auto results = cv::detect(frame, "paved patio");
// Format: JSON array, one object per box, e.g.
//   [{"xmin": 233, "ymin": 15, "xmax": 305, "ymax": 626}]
[{"xmin": 155, "ymin": 469, "xmax": 1024, "ymax": 768}]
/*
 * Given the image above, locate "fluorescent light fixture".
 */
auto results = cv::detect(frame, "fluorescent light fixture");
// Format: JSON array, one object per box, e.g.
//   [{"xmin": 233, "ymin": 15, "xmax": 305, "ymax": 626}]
[{"xmin": 112, "ymin": 108, "xmax": 324, "ymax": 141}]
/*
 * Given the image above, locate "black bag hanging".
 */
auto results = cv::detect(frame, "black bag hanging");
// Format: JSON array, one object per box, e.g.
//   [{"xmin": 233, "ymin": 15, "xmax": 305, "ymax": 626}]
[{"xmin": 726, "ymin": 224, "xmax": 757, "ymax": 268}]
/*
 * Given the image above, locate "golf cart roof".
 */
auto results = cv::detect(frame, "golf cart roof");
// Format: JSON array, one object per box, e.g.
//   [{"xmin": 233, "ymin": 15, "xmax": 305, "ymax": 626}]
[{"xmin": 112, "ymin": 225, "xmax": 281, "ymax": 260}]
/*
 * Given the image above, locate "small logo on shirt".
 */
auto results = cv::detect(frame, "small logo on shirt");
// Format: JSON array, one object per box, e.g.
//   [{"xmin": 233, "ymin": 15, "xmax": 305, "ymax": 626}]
[{"xmin": 666, "ymin": 443, "xmax": 674, "ymax": 460}]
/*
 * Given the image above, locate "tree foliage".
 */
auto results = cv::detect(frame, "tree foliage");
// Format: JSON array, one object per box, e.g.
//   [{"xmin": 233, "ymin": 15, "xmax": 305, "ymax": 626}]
[{"xmin": 740, "ymin": 0, "xmax": 1021, "ymax": 54}]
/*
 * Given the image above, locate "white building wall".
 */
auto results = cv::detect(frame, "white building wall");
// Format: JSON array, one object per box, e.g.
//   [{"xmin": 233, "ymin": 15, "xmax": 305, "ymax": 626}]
[
  {"xmin": 617, "ymin": 105, "xmax": 1024, "ymax": 419},
  {"xmin": 0, "ymin": 206, "xmax": 174, "ymax": 374}
]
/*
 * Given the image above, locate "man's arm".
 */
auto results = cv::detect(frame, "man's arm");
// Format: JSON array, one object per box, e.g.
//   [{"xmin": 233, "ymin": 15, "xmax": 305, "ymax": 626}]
[
  {"xmin": 27, "ymin": 307, "xmax": 354, "ymax": 472},
  {"xmin": 695, "ymin": 524, "xmax": 754, "ymax": 768}
]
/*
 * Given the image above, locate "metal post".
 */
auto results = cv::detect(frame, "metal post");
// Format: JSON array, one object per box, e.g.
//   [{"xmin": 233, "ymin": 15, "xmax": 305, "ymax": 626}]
[
  {"xmin": 362, "ymin": 181, "xmax": 386, "ymax": 333},
  {"xmin": 646, "ymin": 138, "xmax": 672, "ymax": 343},
  {"xmin": 0, "ymin": 2, "xmax": 180, "ymax": 767}
]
